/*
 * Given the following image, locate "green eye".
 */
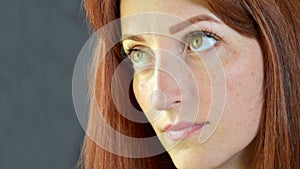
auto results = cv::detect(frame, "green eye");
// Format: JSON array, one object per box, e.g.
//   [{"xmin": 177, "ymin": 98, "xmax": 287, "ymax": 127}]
[
  {"xmin": 187, "ymin": 31, "xmax": 218, "ymax": 52},
  {"xmin": 125, "ymin": 47, "xmax": 154, "ymax": 69},
  {"xmin": 190, "ymin": 35, "xmax": 203, "ymax": 50},
  {"xmin": 133, "ymin": 50, "xmax": 144, "ymax": 63}
]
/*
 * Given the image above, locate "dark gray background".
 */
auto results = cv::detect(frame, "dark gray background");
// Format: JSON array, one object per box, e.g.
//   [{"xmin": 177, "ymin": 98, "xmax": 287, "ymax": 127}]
[{"xmin": 0, "ymin": 0, "xmax": 88, "ymax": 168}]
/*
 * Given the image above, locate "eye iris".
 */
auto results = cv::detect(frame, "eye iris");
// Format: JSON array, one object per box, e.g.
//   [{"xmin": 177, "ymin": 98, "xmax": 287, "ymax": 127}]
[
  {"xmin": 190, "ymin": 35, "xmax": 203, "ymax": 50},
  {"xmin": 133, "ymin": 51, "xmax": 143, "ymax": 62}
]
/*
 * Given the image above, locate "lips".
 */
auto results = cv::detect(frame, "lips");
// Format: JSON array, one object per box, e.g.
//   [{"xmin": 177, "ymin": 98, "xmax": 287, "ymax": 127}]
[{"xmin": 163, "ymin": 122, "xmax": 209, "ymax": 140}]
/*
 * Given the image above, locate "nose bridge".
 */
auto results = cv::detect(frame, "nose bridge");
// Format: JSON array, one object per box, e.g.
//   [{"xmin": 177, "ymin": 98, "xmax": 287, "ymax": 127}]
[
  {"xmin": 154, "ymin": 72, "xmax": 177, "ymax": 101},
  {"xmin": 154, "ymin": 35, "xmax": 184, "ymax": 58},
  {"xmin": 153, "ymin": 36, "xmax": 185, "ymax": 90},
  {"xmin": 154, "ymin": 53, "xmax": 179, "ymax": 91},
  {"xmin": 151, "ymin": 44, "xmax": 184, "ymax": 110}
]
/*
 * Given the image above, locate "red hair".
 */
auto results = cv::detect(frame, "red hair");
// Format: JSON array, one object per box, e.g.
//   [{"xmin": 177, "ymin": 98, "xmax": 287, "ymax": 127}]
[{"xmin": 77, "ymin": 0, "xmax": 300, "ymax": 168}]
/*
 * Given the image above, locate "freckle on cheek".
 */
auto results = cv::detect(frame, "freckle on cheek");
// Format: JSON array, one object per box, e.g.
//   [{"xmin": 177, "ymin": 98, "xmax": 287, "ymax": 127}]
[
  {"xmin": 137, "ymin": 82, "xmax": 151, "ymax": 96},
  {"xmin": 140, "ymin": 82, "xmax": 145, "ymax": 89}
]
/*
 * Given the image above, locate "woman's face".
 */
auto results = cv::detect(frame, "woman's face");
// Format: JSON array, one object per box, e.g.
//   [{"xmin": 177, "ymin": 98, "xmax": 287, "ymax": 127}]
[{"xmin": 121, "ymin": 0, "xmax": 263, "ymax": 168}]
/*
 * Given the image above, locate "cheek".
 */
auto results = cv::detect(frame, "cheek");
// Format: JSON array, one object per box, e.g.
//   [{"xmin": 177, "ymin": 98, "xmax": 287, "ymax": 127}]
[
  {"xmin": 132, "ymin": 74, "xmax": 153, "ymax": 112},
  {"xmin": 220, "ymin": 42, "xmax": 264, "ymax": 145},
  {"xmin": 225, "ymin": 47, "xmax": 263, "ymax": 114},
  {"xmin": 188, "ymin": 61, "xmax": 213, "ymax": 119}
]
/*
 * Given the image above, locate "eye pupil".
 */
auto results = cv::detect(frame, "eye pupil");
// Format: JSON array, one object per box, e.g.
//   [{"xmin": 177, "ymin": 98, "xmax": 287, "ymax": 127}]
[{"xmin": 191, "ymin": 36, "xmax": 203, "ymax": 50}]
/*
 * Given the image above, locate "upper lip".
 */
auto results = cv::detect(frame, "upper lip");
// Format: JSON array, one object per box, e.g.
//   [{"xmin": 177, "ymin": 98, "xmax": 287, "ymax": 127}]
[{"xmin": 162, "ymin": 122, "xmax": 209, "ymax": 132}]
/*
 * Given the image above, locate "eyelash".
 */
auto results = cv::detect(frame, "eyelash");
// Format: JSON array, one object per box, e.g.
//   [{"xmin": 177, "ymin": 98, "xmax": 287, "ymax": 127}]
[
  {"xmin": 126, "ymin": 48, "xmax": 142, "ymax": 57},
  {"xmin": 123, "ymin": 29, "xmax": 221, "ymax": 58}
]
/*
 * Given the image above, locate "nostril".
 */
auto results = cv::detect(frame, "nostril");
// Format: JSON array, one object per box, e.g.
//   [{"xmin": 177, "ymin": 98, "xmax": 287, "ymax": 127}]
[
  {"xmin": 151, "ymin": 89, "xmax": 182, "ymax": 110},
  {"xmin": 166, "ymin": 99, "xmax": 181, "ymax": 110}
]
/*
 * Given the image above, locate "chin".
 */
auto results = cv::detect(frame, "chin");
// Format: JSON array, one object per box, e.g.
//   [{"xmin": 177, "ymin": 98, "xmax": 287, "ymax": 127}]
[{"xmin": 168, "ymin": 149, "xmax": 216, "ymax": 169}]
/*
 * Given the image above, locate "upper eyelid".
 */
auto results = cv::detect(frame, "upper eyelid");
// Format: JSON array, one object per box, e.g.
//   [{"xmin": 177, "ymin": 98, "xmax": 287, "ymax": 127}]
[
  {"xmin": 126, "ymin": 46, "xmax": 155, "ymax": 59},
  {"xmin": 126, "ymin": 45, "xmax": 149, "ymax": 53},
  {"xmin": 184, "ymin": 30, "xmax": 219, "ymax": 43}
]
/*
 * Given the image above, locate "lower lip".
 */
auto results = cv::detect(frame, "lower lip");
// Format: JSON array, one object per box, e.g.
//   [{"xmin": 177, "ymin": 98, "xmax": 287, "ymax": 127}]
[{"xmin": 165, "ymin": 123, "xmax": 207, "ymax": 140}]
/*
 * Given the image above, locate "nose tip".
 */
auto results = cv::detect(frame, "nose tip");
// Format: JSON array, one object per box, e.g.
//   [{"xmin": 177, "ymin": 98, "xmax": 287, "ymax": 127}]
[{"xmin": 151, "ymin": 89, "xmax": 181, "ymax": 110}]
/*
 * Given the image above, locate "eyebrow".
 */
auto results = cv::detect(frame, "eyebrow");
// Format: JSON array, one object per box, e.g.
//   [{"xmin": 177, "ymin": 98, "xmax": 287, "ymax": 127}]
[
  {"xmin": 122, "ymin": 34, "xmax": 146, "ymax": 42},
  {"xmin": 121, "ymin": 14, "xmax": 221, "ymax": 42},
  {"xmin": 169, "ymin": 14, "xmax": 221, "ymax": 34}
]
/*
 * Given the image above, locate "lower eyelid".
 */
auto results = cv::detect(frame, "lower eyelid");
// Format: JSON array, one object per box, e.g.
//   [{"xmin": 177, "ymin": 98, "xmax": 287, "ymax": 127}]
[{"xmin": 187, "ymin": 42, "xmax": 220, "ymax": 54}]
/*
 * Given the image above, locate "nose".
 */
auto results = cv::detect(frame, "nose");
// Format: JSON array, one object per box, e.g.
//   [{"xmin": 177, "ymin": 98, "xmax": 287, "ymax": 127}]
[
  {"xmin": 150, "ymin": 51, "xmax": 182, "ymax": 111},
  {"xmin": 151, "ymin": 73, "xmax": 182, "ymax": 110}
]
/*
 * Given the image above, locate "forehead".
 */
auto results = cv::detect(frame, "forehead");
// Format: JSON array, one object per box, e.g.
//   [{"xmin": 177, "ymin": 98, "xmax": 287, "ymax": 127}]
[
  {"xmin": 120, "ymin": 0, "xmax": 211, "ymax": 17},
  {"xmin": 120, "ymin": 0, "xmax": 216, "ymax": 36}
]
